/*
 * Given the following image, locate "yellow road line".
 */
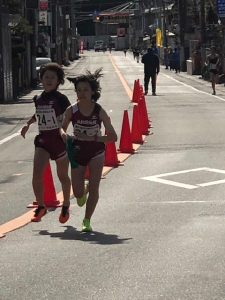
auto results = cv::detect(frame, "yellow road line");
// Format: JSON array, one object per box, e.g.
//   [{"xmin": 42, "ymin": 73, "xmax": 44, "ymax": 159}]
[{"xmin": 108, "ymin": 54, "xmax": 133, "ymax": 100}]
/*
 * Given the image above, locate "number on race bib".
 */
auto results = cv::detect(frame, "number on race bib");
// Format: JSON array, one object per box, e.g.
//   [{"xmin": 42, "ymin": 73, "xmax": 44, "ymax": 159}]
[
  {"xmin": 36, "ymin": 108, "xmax": 59, "ymax": 131},
  {"xmin": 37, "ymin": 114, "xmax": 47, "ymax": 126}
]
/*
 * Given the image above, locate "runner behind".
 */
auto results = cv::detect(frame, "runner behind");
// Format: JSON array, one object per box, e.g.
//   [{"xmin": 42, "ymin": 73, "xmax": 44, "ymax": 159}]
[
  {"xmin": 206, "ymin": 46, "xmax": 220, "ymax": 95},
  {"xmin": 21, "ymin": 63, "xmax": 71, "ymax": 223},
  {"xmin": 61, "ymin": 68, "xmax": 117, "ymax": 232}
]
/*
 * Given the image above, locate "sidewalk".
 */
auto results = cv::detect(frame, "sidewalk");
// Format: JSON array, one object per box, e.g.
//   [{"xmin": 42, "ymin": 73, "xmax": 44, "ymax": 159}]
[
  {"xmin": 160, "ymin": 66, "xmax": 225, "ymax": 98},
  {"xmin": 3, "ymin": 58, "xmax": 83, "ymax": 105}
]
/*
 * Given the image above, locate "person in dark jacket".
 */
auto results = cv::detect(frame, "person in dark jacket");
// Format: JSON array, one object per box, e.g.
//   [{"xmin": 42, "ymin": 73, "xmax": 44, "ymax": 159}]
[
  {"xmin": 141, "ymin": 47, "xmax": 160, "ymax": 96},
  {"xmin": 172, "ymin": 48, "xmax": 180, "ymax": 73}
]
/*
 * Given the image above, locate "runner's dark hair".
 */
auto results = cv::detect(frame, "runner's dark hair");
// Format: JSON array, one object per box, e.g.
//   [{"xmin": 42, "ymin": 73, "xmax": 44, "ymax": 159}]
[
  {"xmin": 67, "ymin": 68, "xmax": 103, "ymax": 102},
  {"xmin": 39, "ymin": 62, "xmax": 65, "ymax": 85}
]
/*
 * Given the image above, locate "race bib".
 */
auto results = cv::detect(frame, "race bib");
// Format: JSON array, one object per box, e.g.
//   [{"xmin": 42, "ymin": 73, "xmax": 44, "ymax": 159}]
[
  {"xmin": 74, "ymin": 124, "xmax": 101, "ymax": 140},
  {"xmin": 36, "ymin": 108, "xmax": 59, "ymax": 131},
  {"xmin": 210, "ymin": 63, "xmax": 217, "ymax": 70}
]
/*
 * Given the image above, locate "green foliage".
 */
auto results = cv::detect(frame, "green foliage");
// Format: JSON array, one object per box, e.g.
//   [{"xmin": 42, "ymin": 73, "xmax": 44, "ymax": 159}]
[
  {"xmin": 10, "ymin": 17, "xmax": 33, "ymax": 35},
  {"xmin": 9, "ymin": 16, "xmax": 33, "ymax": 70}
]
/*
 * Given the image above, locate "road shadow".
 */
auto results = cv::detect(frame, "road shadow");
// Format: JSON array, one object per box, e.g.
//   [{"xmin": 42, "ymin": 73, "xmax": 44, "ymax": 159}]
[
  {"xmin": 37, "ymin": 225, "xmax": 132, "ymax": 245},
  {"xmin": 0, "ymin": 117, "xmax": 28, "ymax": 125},
  {"xmin": 0, "ymin": 86, "xmax": 44, "ymax": 105}
]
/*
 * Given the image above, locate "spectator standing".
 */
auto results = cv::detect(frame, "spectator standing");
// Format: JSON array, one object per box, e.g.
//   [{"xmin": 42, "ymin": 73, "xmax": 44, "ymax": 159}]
[
  {"xmin": 141, "ymin": 47, "xmax": 160, "ymax": 96},
  {"xmin": 164, "ymin": 47, "xmax": 169, "ymax": 69},
  {"xmin": 172, "ymin": 48, "xmax": 180, "ymax": 73},
  {"xmin": 152, "ymin": 44, "xmax": 158, "ymax": 56},
  {"xmin": 133, "ymin": 49, "xmax": 136, "ymax": 60},
  {"xmin": 135, "ymin": 49, "xmax": 140, "ymax": 63},
  {"xmin": 192, "ymin": 47, "xmax": 201, "ymax": 75},
  {"xmin": 168, "ymin": 47, "xmax": 173, "ymax": 70}
]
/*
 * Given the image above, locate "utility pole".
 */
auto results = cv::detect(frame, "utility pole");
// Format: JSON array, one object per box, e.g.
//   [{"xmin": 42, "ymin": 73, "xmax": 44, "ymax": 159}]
[
  {"xmin": 178, "ymin": 0, "xmax": 186, "ymax": 71},
  {"xmin": 0, "ymin": 0, "xmax": 13, "ymax": 101},
  {"xmin": 70, "ymin": 0, "xmax": 76, "ymax": 60},
  {"xmin": 200, "ymin": 0, "xmax": 206, "ymax": 65},
  {"xmin": 51, "ymin": 0, "xmax": 57, "ymax": 61},
  {"xmin": 200, "ymin": 0, "xmax": 206, "ymax": 45},
  {"xmin": 27, "ymin": 1, "xmax": 38, "ymax": 87},
  {"xmin": 129, "ymin": 2, "xmax": 131, "ymax": 49},
  {"xmin": 0, "ymin": 0, "xmax": 4, "ymax": 101},
  {"xmin": 162, "ymin": 0, "xmax": 167, "ymax": 47}
]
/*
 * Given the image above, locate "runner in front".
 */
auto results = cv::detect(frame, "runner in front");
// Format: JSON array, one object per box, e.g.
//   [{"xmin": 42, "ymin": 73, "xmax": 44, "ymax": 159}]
[
  {"xmin": 21, "ymin": 63, "xmax": 71, "ymax": 223},
  {"xmin": 60, "ymin": 68, "xmax": 117, "ymax": 232}
]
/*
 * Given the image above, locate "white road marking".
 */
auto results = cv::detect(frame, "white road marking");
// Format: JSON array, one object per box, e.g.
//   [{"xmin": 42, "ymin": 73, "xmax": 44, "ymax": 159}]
[
  {"xmin": 0, "ymin": 130, "xmax": 21, "ymax": 146},
  {"xmin": 138, "ymin": 201, "xmax": 220, "ymax": 204},
  {"xmin": 142, "ymin": 176, "xmax": 198, "ymax": 189},
  {"xmin": 12, "ymin": 173, "xmax": 29, "ymax": 176},
  {"xmin": 205, "ymin": 168, "xmax": 225, "ymax": 174},
  {"xmin": 150, "ymin": 201, "xmax": 220, "ymax": 204},
  {"xmin": 162, "ymin": 73, "xmax": 225, "ymax": 102},
  {"xmin": 141, "ymin": 167, "xmax": 225, "ymax": 189},
  {"xmin": 198, "ymin": 179, "xmax": 225, "ymax": 187}
]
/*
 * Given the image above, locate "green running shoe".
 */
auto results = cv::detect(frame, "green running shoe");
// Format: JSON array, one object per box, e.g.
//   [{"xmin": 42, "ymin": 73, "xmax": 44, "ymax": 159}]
[
  {"xmin": 77, "ymin": 180, "xmax": 89, "ymax": 207},
  {"xmin": 77, "ymin": 193, "xmax": 87, "ymax": 207},
  {"xmin": 82, "ymin": 218, "xmax": 93, "ymax": 232}
]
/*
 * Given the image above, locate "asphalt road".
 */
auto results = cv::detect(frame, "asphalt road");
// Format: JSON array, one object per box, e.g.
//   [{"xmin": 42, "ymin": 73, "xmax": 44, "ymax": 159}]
[{"xmin": 1, "ymin": 50, "xmax": 225, "ymax": 300}]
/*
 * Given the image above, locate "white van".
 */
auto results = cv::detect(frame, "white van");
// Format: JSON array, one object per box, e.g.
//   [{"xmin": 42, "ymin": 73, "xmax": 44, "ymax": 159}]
[{"xmin": 94, "ymin": 40, "xmax": 106, "ymax": 52}]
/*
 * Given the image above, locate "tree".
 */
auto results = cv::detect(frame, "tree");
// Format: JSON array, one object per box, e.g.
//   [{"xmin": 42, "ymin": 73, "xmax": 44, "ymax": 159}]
[{"xmin": 7, "ymin": 0, "xmax": 33, "ymax": 99}]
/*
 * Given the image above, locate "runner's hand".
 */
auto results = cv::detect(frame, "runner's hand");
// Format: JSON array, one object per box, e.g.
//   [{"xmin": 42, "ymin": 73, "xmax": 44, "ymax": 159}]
[
  {"xmin": 21, "ymin": 124, "xmax": 29, "ymax": 139},
  {"xmin": 61, "ymin": 132, "xmax": 70, "ymax": 143},
  {"xmin": 74, "ymin": 132, "xmax": 93, "ymax": 141}
]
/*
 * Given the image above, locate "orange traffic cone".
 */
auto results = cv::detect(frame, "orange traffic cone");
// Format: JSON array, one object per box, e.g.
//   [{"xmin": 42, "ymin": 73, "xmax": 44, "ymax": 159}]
[
  {"xmin": 104, "ymin": 142, "xmax": 122, "ymax": 167},
  {"xmin": 137, "ymin": 79, "xmax": 140, "ymax": 90},
  {"xmin": 131, "ymin": 105, "xmax": 143, "ymax": 144},
  {"xmin": 136, "ymin": 80, "xmax": 142, "ymax": 103},
  {"xmin": 132, "ymin": 80, "xmax": 139, "ymax": 103},
  {"xmin": 142, "ymin": 95, "xmax": 153, "ymax": 128},
  {"xmin": 138, "ymin": 98, "xmax": 150, "ymax": 135},
  {"xmin": 43, "ymin": 163, "xmax": 61, "ymax": 206},
  {"xmin": 139, "ymin": 85, "xmax": 144, "ymax": 98},
  {"xmin": 118, "ymin": 110, "xmax": 135, "ymax": 153},
  {"xmin": 27, "ymin": 162, "xmax": 61, "ymax": 208}
]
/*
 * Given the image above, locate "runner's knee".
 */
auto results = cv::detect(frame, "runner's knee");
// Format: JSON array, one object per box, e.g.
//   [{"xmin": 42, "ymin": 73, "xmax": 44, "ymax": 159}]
[{"xmin": 72, "ymin": 183, "xmax": 85, "ymax": 198}]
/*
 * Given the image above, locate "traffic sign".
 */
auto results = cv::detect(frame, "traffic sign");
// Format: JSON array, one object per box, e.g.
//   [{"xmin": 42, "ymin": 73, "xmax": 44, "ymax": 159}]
[
  {"xmin": 38, "ymin": 26, "xmax": 51, "ymax": 35},
  {"xmin": 217, "ymin": 0, "xmax": 225, "ymax": 17},
  {"xmin": 39, "ymin": 0, "xmax": 48, "ymax": 11},
  {"xmin": 39, "ymin": 11, "xmax": 48, "ymax": 26}
]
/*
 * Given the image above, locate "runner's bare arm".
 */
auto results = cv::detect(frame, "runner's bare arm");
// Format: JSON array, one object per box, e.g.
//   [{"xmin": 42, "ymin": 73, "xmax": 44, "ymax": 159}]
[
  {"xmin": 60, "ymin": 106, "xmax": 72, "ymax": 142},
  {"xmin": 21, "ymin": 115, "xmax": 36, "ymax": 138},
  {"xmin": 216, "ymin": 54, "xmax": 221, "ymax": 68},
  {"xmin": 98, "ymin": 108, "xmax": 117, "ymax": 143}
]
